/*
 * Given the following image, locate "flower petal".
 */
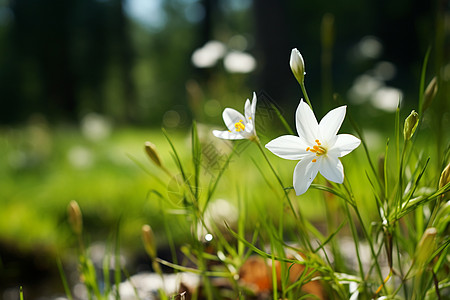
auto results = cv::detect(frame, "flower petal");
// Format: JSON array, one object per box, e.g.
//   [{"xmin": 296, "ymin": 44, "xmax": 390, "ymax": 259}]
[
  {"xmin": 293, "ymin": 157, "xmax": 319, "ymax": 195},
  {"xmin": 327, "ymin": 134, "xmax": 361, "ymax": 157},
  {"xmin": 244, "ymin": 92, "xmax": 257, "ymax": 123},
  {"xmin": 251, "ymin": 92, "xmax": 257, "ymax": 120},
  {"xmin": 265, "ymin": 135, "xmax": 310, "ymax": 160},
  {"xmin": 212, "ymin": 130, "xmax": 245, "ymax": 140},
  {"xmin": 296, "ymin": 100, "xmax": 319, "ymax": 143},
  {"xmin": 223, "ymin": 108, "xmax": 246, "ymax": 132},
  {"xmin": 319, "ymin": 155, "xmax": 344, "ymax": 183},
  {"xmin": 244, "ymin": 122, "xmax": 255, "ymax": 135},
  {"xmin": 319, "ymin": 105, "xmax": 346, "ymax": 142},
  {"xmin": 244, "ymin": 98, "xmax": 252, "ymax": 121}
]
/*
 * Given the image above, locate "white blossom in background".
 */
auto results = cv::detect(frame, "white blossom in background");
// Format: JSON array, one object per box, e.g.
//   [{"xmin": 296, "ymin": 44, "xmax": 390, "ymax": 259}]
[
  {"xmin": 223, "ymin": 51, "xmax": 256, "ymax": 73},
  {"xmin": 213, "ymin": 92, "xmax": 257, "ymax": 140},
  {"xmin": 191, "ymin": 40, "xmax": 226, "ymax": 68}
]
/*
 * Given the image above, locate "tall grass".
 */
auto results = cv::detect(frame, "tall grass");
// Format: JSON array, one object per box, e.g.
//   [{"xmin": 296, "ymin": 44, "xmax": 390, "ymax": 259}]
[{"xmin": 61, "ymin": 24, "xmax": 449, "ymax": 300}]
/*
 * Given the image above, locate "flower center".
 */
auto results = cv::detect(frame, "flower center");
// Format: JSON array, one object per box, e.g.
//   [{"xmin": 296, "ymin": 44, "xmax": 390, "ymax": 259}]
[
  {"xmin": 306, "ymin": 139, "xmax": 327, "ymax": 162},
  {"xmin": 234, "ymin": 120, "xmax": 245, "ymax": 132}
]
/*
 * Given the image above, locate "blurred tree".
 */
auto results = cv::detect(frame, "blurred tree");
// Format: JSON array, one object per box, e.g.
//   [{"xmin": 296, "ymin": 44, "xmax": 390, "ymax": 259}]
[
  {"xmin": 253, "ymin": 0, "xmax": 291, "ymax": 105},
  {"xmin": 252, "ymin": 0, "xmax": 436, "ymax": 113},
  {"xmin": 0, "ymin": 0, "xmax": 441, "ymax": 125},
  {"xmin": 10, "ymin": 0, "xmax": 78, "ymax": 121},
  {"xmin": 1, "ymin": 0, "xmax": 137, "ymax": 124}
]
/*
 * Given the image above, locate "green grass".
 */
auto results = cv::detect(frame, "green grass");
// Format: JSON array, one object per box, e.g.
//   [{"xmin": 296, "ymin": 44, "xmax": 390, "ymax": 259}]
[
  {"xmin": 1, "ymin": 92, "xmax": 448, "ymax": 299},
  {"xmin": 0, "ymin": 114, "xmax": 432, "ymax": 253},
  {"xmin": 0, "ymin": 126, "xmax": 183, "ymax": 253}
]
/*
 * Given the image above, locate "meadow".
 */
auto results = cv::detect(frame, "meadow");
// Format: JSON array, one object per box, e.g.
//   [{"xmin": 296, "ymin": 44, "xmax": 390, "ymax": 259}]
[{"xmin": 1, "ymin": 47, "xmax": 448, "ymax": 300}]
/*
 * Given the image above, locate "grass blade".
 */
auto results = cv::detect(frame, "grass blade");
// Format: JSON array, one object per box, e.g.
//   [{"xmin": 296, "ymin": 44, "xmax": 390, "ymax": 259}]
[
  {"xmin": 191, "ymin": 121, "xmax": 201, "ymax": 199},
  {"xmin": 418, "ymin": 47, "xmax": 432, "ymax": 115},
  {"xmin": 270, "ymin": 102, "xmax": 295, "ymax": 135},
  {"xmin": 57, "ymin": 257, "xmax": 74, "ymax": 300}
]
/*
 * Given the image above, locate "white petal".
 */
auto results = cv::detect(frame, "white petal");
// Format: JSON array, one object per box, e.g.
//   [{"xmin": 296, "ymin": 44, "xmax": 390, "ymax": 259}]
[
  {"xmin": 319, "ymin": 155, "xmax": 344, "ymax": 183},
  {"xmin": 290, "ymin": 48, "xmax": 305, "ymax": 83},
  {"xmin": 296, "ymin": 100, "xmax": 319, "ymax": 143},
  {"xmin": 244, "ymin": 121, "xmax": 254, "ymax": 131},
  {"xmin": 212, "ymin": 130, "xmax": 245, "ymax": 140},
  {"xmin": 328, "ymin": 134, "xmax": 361, "ymax": 157},
  {"xmin": 265, "ymin": 135, "xmax": 310, "ymax": 160},
  {"xmin": 244, "ymin": 92, "xmax": 258, "ymax": 124},
  {"xmin": 223, "ymin": 108, "xmax": 246, "ymax": 132},
  {"xmin": 293, "ymin": 157, "xmax": 319, "ymax": 195},
  {"xmin": 244, "ymin": 98, "xmax": 252, "ymax": 121},
  {"xmin": 319, "ymin": 105, "xmax": 346, "ymax": 142},
  {"xmin": 251, "ymin": 92, "xmax": 257, "ymax": 120}
]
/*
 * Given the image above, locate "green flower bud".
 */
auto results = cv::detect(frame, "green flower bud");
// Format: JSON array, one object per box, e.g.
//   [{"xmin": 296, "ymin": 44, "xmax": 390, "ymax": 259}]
[
  {"xmin": 439, "ymin": 162, "xmax": 450, "ymax": 200},
  {"xmin": 290, "ymin": 48, "xmax": 305, "ymax": 84},
  {"xmin": 415, "ymin": 227, "xmax": 437, "ymax": 269},
  {"xmin": 144, "ymin": 141, "xmax": 162, "ymax": 168},
  {"xmin": 403, "ymin": 110, "xmax": 419, "ymax": 141},
  {"xmin": 423, "ymin": 76, "xmax": 438, "ymax": 113},
  {"xmin": 68, "ymin": 200, "xmax": 83, "ymax": 235},
  {"xmin": 142, "ymin": 224, "xmax": 157, "ymax": 259}
]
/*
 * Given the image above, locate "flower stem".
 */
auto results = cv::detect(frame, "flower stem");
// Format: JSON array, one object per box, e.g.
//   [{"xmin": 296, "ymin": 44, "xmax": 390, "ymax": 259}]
[
  {"xmin": 300, "ymin": 82, "xmax": 313, "ymax": 110},
  {"xmin": 254, "ymin": 137, "xmax": 313, "ymax": 251},
  {"xmin": 342, "ymin": 199, "xmax": 365, "ymax": 281},
  {"xmin": 342, "ymin": 180, "xmax": 386, "ymax": 293}
]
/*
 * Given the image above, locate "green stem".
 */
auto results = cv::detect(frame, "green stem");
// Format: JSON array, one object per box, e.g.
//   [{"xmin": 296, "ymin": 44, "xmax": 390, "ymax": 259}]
[
  {"xmin": 342, "ymin": 181, "xmax": 386, "ymax": 293},
  {"xmin": 347, "ymin": 114, "xmax": 384, "ymax": 197},
  {"xmin": 300, "ymin": 82, "xmax": 313, "ymax": 109},
  {"xmin": 254, "ymin": 137, "xmax": 313, "ymax": 251},
  {"xmin": 395, "ymin": 140, "xmax": 408, "ymax": 220},
  {"xmin": 427, "ymin": 195, "xmax": 443, "ymax": 228},
  {"xmin": 352, "ymin": 203, "xmax": 387, "ymax": 293},
  {"xmin": 343, "ymin": 200, "xmax": 365, "ymax": 282}
]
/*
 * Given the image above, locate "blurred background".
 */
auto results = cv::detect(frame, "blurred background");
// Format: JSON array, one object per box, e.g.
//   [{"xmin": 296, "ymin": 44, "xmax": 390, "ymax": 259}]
[{"xmin": 0, "ymin": 0, "xmax": 448, "ymax": 299}]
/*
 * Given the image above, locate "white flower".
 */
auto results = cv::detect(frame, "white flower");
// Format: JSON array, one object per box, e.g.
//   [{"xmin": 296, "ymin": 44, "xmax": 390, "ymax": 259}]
[
  {"xmin": 265, "ymin": 100, "xmax": 361, "ymax": 195},
  {"xmin": 290, "ymin": 48, "xmax": 305, "ymax": 84},
  {"xmin": 213, "ymin": 93, "xmax": 257, "ymax": 140}
]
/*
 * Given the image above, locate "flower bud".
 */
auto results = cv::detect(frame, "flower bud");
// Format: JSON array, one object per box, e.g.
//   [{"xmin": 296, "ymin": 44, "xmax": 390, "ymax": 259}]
[
  {"xmin": 144, "ymin": 141, "xmax": 162, "ymax": 168},
  {"xmin": 423, "ymin": 76, "xmax": 438, "ymax": 113},
  {"xmin": 142, "ymin": 224, "xmax": 157, "ymax": 259},
  {"xmin": 403, "ymin": 110, "xmax": 419, "ymax": 141},
  {"xmin": 68, "ymin": 200, "xmax": 83, "ymax": 235},
  {"xmin": 290, "ymin": 48, "xmax": 305, "ymax": 84},
  {"xmin": 415, "ymin": 227, "xmax": 437, "ymax": 268},
  {"xmin": 439, "ymin": 162, "xmax": 450, "ymax": 199}
]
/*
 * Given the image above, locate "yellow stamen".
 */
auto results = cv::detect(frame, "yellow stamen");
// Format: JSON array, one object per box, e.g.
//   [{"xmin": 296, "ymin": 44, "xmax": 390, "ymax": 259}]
[
  {"xmin": 234, "ymin": 120, "xmax": 245, "ymax": 132},
  {"xmin": 312, "ymin": 158, "xmax": 317, "ymax": 162},
  {"xmin": 306, "ymin": 139, "xmax": 327, "ymax": 156}
]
